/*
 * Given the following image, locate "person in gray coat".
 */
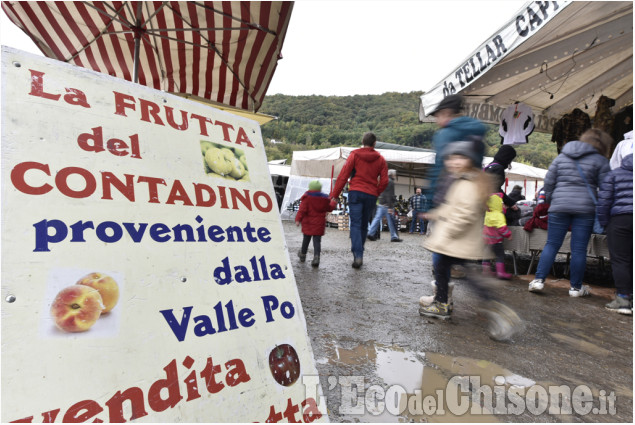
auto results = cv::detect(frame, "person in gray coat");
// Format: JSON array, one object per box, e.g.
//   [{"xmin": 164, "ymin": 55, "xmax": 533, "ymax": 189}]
[
  {"xmin": 528, "ymin": 129, "xmax": 611, "ymax": 297},
  {"xmin": 367, "ymin": 170, "xmax": 403, "ymax": 242},
  {"xmin": 597, "ymin": 153, "xmax": 633, "ymax": 314}
]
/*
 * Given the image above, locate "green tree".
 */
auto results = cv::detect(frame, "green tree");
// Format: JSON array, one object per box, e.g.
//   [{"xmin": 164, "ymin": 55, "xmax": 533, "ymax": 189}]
[{"xmin": 259, "ymin": 92, "xmax": 558, "ymax": 169}]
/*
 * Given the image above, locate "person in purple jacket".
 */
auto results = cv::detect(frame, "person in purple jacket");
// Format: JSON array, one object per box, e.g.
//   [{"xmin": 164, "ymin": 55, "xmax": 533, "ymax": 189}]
[{"xmin": 597, "ymin": 153, "xmax": 633, "ymax": 314}]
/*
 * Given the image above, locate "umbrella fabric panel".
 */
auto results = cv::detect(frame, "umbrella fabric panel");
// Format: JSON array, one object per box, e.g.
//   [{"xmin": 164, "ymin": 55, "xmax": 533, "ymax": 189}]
[{"xmin": 2, "ymin": 1, "xmax": 293, "ymax": 112}]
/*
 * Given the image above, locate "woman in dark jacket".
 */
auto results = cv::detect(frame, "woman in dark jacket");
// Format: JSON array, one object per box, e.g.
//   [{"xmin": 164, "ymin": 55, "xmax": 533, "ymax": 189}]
[
  {"xmin": 597, "ymin": 153, "xmax": 633, "ymax": 314},
  {"xmin": 484, "ymin": 145, "xmax": 517, "ymax": 207},
  {"xmin": 528, "ymin": 129, "xmax": 611, "ymax": 297}
]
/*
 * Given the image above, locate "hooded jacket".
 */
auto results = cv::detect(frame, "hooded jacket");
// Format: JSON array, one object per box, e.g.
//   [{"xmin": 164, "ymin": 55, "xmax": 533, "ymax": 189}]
[
  {"xmin": 483, "ymin": 193, "xmax": 512, "ymax": 245},
  {"xmin": 543, "ymin": 140, "xmax": 610, "ymax": 215},
  {"xmin": 295, "ymin": 190, "xmax": 335, "ymax": 236},
  {"xmin": 609, "ymin": 130, "xmax": 633, "ymax": 170},
  {"xmin": 424, "ymin": 170, "xmax": 490, "ymax": 260},
  {"xmin": 484, "ymin": 146, "xmax": 517, "ymax": 207},
  {"xmin": 597, "ymin": 154, "xmax": 633, "ymax": 226},
  {"xmin": 377, "ymin": 175, "xmax": 395, "ymax": 208},
  {"xmin": 330, "ymin": 146, "xmax": 388, "ymax": 198},
  {"xmin": 426, "ymin": 116, "xmax": 487, "ymax": 203}
]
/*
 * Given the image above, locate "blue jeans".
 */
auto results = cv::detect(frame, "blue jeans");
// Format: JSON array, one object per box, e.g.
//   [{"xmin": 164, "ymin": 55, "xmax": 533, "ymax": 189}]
[
  {"xmin": 410, "ymin": 213, "xmax": 427, "ymax": 233},
  {"xmin": 368, "ymin": 205, "xmax": 398, "ymax": 240},
  {"xmin": 432, "ymin": 253, "xmax": 491, "ymax": 304},
  {"xmin": 534, "ymin": 212, "xmax": 594, "ymax": 289},
  {"xmin": 347, "ymin": 191, "xmax": 378, "ymax": 259}
]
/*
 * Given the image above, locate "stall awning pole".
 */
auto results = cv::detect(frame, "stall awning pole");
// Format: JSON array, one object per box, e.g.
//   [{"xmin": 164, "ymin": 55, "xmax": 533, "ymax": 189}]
[{"xmin": 132, "ymin": 2, "xmax": 142, "ymax": 84}]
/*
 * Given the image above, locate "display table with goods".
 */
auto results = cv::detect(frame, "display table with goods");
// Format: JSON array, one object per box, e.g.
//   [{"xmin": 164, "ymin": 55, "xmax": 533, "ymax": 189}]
[{"xmin": 503, "ymin": 227, "xmax": 609, "ymax": 276}]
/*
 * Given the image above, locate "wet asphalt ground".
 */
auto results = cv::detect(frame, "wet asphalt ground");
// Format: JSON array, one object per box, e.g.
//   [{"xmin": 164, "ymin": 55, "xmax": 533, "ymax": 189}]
[{"xmin": 282, "ymin": 221, "xmax": 633, "ymax": 423}]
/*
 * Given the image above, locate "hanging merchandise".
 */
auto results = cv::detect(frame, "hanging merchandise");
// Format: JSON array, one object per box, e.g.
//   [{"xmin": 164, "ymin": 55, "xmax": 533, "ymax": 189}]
[
  {"xmin": 551, "ymin": 108, "xmax": 592, "ymax": 153},
  {"xmin": 611, "ymin": 105, "xmax": 633, "ymax": 147},
  {"xmin": 499, "ymin": 102, "xmax": 534, "ymax": 145},
  {"xmin": 594, "ymin": 95, "xmax": 616, "ymax": 134}
]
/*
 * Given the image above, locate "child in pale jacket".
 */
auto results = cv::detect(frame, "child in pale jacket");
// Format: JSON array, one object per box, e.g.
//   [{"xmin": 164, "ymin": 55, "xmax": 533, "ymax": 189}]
[
  {"xmin": 483, "ymin": 192, "xmax": 513, "ymax": 279},
  {"xmin": 418, "ymin": 140, "xmax": 521, "ymax": 340}
]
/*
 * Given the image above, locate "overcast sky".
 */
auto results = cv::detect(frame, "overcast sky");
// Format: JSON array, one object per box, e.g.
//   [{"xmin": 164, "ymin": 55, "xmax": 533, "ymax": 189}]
[{"xmin": 0, "ymin": 0, "xmax": 526, "ymax": 96}]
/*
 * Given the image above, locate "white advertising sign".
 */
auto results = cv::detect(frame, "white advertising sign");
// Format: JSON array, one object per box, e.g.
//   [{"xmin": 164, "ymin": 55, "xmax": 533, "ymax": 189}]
[
  {"xmin": 420, "ymin": 0, "xmax": 571, "ymax": 116},
  {"xmin": 1, "ymin": 47, "xmax": 326, "ymax": 423}
]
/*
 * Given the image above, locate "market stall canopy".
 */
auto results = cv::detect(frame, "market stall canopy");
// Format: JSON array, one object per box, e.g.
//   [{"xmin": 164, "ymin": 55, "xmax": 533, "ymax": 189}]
[
  {"xmin": 1, "ymin": 1, "xmax": 293, "ymax": 114},
  {"xmin": 290, "ymin": 147, "xmax": 437, "ymax": 180},
  {"xmin": 419, "ymin": 1, "xmax": 633, "ymax": 134},
  {"xmin": 289, "ymin": 147, "xmax": 546, "ymax": 181},
  {"xmin": 268, "ymin": 163, "xmax": 291, "ymax": 177}
]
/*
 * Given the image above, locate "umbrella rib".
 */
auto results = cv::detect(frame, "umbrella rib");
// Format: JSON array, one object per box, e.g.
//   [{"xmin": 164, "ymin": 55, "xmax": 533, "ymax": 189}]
[
  {"xmin": 123, "ymin": 1, "xmax": 137, "ymax": 22},
  {"xmin": 67, "ymin": 2, "xmax": 130, "ymax": 63},
  {"xmin": 147, "ymin": 26, "xmax": 258, "ymax": 32},
  {"xmin": 138, "ymin": 1, "xmax": 169, "ymax": 28},
  {"xmin": 191, "ymin": 1, "xmax": 278, "ymax": 36},
  {"xmin": 144, "ymin": 31, "xmax": 231, "ymax": 54},
  {"xmin": 143, "ymin": 3, "xmax": 169, "ymax": 83},
  {"xmin": 81, "ymin": 1, "xmax": 133, "ymax": 29}
]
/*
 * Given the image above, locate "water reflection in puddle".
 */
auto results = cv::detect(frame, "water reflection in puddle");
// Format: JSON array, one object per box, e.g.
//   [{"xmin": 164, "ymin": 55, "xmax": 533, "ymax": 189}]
[{"xmin": 318, "ymin": 340, "xmax": 558, "ymax": 423}]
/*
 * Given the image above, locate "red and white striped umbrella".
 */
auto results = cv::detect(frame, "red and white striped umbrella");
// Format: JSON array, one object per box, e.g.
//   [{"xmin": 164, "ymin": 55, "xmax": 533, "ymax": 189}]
[{"xmin": 2, "ymin": 1, "xmax": 293, "ymax": 112}]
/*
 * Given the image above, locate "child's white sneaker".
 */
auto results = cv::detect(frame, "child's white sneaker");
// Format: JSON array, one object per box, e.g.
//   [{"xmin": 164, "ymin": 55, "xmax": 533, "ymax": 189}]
[
  {"xmin": 419, "ymin": 280, "xmax": 454, "ymax": 311},
  {"xmin": 528, "ymin": 278, "xmax": 544, "ymax": 292},
  {"xmin": 569, "ymin": 285, "xmax": 590, "ymax": 297}
]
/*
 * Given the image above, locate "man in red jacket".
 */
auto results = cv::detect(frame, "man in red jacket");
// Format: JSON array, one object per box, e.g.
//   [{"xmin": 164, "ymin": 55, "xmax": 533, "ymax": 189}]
[{"xmin": 330, "ymin": 132, "xmax": 388, "ymax": 268}]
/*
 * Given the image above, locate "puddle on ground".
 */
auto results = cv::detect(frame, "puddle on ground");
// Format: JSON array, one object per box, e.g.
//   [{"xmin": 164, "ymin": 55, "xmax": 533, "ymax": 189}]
[
  {"xmin": 316, "ymin": 339, "xmax": 622, "ymax": 422},
  {"xmin": 318, "ymin": 340, "xmax": 553, "ymax": 422}
]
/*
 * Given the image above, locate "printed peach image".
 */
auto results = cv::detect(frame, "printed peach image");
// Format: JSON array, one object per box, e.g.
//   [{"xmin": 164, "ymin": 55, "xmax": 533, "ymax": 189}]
[
  {"xmin": 76, "ymin": 272, "xmax": 119, "ymax": 313},
  {"xmin": 50, "ymin": 285, "xmax": 105, "ymax": 332},
  {"xmin": 43, "ymin": 269, "xmax": 123, "ymax": 337},
  {"xmin": 200, "ymin": 140, "xmax": 249, "ymax": 182}
]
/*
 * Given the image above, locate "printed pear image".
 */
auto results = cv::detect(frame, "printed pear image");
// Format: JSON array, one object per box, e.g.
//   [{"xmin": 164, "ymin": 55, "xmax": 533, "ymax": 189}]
[
  {"xmin": 200, "ymin": 140, "xmax": 214, "ymax": 155},
  {"xmin": 239, "ymin": 154, "xmax": 248, "ymax": 169},
  {"xmin": 200, "ymin": 140, "xmax": 250, "ymax": 182},
  {"xmin": 229, "ymin": 157, "xmax": 246, "ymax": 179},
  {"xmin": 205, "ymin": 147, "xmax": 233, "ymax": 176}
]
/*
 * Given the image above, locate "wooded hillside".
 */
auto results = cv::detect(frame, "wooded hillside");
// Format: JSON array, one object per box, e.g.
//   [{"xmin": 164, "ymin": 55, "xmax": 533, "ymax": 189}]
[{"xmin": 259, "ymin": 92, "xmax": 558, "ymax": 169}]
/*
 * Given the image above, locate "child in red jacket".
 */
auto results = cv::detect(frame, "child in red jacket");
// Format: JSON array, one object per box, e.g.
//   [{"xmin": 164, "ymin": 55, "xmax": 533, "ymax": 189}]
[{"xmin": 295, "ymin": 180, "xmax": 336, "ymax": 267}]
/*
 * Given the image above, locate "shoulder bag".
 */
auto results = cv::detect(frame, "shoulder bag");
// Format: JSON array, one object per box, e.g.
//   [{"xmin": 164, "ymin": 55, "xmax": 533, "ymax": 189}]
[{"xmin": 573, "ymin": 160, "xmax": 605, "ymax": 234}]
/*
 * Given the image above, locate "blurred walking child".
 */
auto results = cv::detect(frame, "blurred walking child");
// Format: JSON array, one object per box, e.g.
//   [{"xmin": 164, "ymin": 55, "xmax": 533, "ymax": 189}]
[
  {"xmin": 483, "ymin": 192, "xmax": 513, "ymax": 279},
  {"xmin": 418, "ymin": 140, "xmax": 521, "ymax": 340},
  {"xmin": 295, "ymin": 180, "xmax": 336, "ymax": 267}
]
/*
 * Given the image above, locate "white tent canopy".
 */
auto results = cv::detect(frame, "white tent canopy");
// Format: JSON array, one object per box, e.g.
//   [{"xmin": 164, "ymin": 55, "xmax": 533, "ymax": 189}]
[
  {"xmin": 290, "ymin": 146, "xmax": 436, "ymax": 179},
  {"xmin": 419, "ymin": 1, "xmax": 633, "ymax": 135},
  {"xmin": 268, "ymin": 163, "xmax": 291, "ymax": 177},
  {"xmin": 279, "ymin": 147, "xmax": 547, "ymax": 218},
  {"xmin": 289, "ymin": 147, "xmax": 545, "ymax": 180}
]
